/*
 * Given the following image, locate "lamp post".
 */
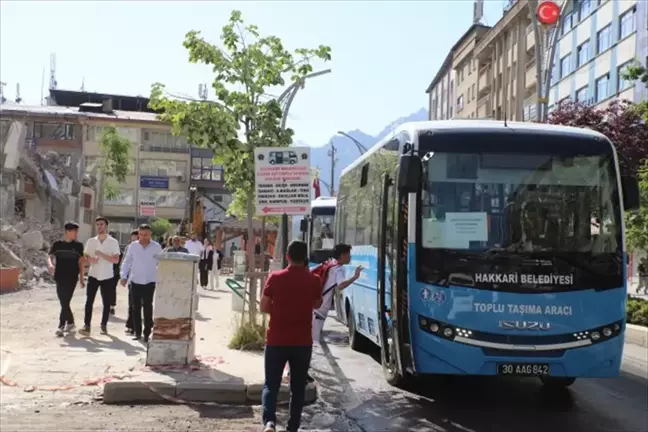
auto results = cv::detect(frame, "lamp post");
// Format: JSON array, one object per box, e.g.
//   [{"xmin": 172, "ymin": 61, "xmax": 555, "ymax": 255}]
[
  {"xmin": 274, "ymin": 69, "xmax": 332, "ymax": 266},
  {"xmin": 336, "ymin": 131, "xmax": 368, "ymax": 155},
  {"xmin": 529, "ymin": 0, "xmax": 563, "ymax": 122}
]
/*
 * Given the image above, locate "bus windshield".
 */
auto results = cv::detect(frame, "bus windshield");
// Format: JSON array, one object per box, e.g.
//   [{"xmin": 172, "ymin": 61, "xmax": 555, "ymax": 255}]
[
  {"xmin": 311, "ymin": 211, "xmax": 335, "ymax": 251},
  {"xmin": 418, "ymin": 151, "xmax": 623, "ymax": 292}
]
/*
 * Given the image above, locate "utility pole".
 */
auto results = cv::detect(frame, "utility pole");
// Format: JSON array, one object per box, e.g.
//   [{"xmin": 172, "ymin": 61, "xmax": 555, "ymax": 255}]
[{"xmin": 327, "ymin": 140, "xmax": 338, "ymax": 196}]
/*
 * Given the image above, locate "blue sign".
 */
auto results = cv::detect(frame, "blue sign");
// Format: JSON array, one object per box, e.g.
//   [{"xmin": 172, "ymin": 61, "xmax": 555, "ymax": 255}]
[
  {"xmin": 140, "ymin": 176, "xmax": 169, "ymax": 189},
  {"xmin": 420, "ymin": 287, "xmax": 432, "ymax": 302}
]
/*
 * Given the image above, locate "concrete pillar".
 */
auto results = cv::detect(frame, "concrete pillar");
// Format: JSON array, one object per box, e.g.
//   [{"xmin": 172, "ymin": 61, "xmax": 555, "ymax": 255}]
[{"xmin": 146, "ymin": 252, "xmax": 200, "ymax": 366}]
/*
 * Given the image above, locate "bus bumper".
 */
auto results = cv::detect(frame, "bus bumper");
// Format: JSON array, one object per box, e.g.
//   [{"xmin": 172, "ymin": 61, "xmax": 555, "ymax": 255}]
[{"xmin": 412, "ymin": 330, "xmax": 624, "ymax": 378}]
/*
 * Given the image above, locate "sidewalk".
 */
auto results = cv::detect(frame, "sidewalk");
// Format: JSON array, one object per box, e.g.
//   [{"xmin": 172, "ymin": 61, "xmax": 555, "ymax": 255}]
[{"xmin": 0, "ymin": 276, "xmax": 315, "ymax": 410}]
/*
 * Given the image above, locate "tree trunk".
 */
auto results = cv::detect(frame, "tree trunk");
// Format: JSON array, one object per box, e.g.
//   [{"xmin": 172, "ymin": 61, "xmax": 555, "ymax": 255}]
[{"xmin": 246, "ymin": 193, "xmax": 257, "ymax": 325}]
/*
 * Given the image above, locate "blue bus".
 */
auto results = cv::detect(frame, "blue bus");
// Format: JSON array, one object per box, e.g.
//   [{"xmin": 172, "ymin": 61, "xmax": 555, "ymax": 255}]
[{"xmin": 334, "ymin": 120, "xmax": 639, "ymax": 389}]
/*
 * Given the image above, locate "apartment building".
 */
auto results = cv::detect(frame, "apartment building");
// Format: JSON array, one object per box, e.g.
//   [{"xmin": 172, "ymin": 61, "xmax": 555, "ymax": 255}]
[
  {"xmin": 426, "ymin": 53, "xmax": 455, "ymax": 120},
  {"xmin": 452, "ymin": 24, "xmax": 491, "ymax": 118},
  {"xmin": 0, "ymin": 104, "xmax": 84, "ymax": 225},
  {"xmin": 549, "ymin": 0, "xmax": 645, "ymax": 110}
]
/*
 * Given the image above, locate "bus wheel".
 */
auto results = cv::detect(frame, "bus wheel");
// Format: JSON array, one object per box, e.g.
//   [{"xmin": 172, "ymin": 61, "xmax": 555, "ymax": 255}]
[
  {"xmin": 348, "ymin": 308, "xmax": 367, "ymax": 352},
  {"xmin": 540, "ymin": 377, "xmax": 576, "ymax": 388},
  {"xmin": 382, "ymin": 336, "xmax": 409, "ymax": 388}
]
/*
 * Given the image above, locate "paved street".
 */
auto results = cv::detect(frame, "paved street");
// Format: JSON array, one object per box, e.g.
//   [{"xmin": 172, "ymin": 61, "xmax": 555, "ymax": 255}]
[{"xmin": 1, "ymin": 284, "xmax": 647, "ymax": 431}]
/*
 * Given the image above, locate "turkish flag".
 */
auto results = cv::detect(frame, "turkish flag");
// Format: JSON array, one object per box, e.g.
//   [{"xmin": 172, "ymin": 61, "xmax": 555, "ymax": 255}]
[{"xmin": 313, "ymin": 177, "xmax": 321, "ymax": 199}]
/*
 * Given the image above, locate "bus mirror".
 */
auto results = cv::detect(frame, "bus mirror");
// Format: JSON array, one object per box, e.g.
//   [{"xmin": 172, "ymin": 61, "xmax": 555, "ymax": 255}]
[
  {"xmin": 398, "ymin": 154, "xmax": 421, "ymax": 194},
  {"xmin": 621, "ymin": 176, "xmax": 640, "ymax": 210},
  {"xmin": 299, "ymin": 218, "xmax": 308, "ymax": 233}
]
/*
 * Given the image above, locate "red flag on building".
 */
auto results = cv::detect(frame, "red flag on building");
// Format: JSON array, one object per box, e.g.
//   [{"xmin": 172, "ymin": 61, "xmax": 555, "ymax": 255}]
[{"xmin": 313, "ymin": 176, "xmax": 321, "ymax": 199}]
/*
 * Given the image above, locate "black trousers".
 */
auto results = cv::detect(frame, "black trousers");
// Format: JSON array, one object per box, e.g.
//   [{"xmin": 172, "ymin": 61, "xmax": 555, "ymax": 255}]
[
  {"xmin": 84, "ymin": 276, "xmax": 111, "ymax": 327},
  {"xmin": 261, "ymin": 345, "xmax": 312, "ymax": 431},
  {"xmin": 126, "ymin": 283, "xmax": 133, "ymax": 330},
  {"xmin": 107, "ymin": 276, "xmax": 118, "ymax": 307},
  {"xmin": 198, "ymin": 260, "xmax": 211, "ymax": 287},
  {"xmin": 56, "ymin": 279, "xmax": 77, "ymax": 328},
  {"xmin": 131, "ymin": 282, "xmax": 156, "ymax": 337}
]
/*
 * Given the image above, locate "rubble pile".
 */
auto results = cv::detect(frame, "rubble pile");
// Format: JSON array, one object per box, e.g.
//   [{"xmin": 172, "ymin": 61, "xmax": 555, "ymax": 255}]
[{"xmin": 0, "ymin": 217, "xmax": 61, "ymax": 289}]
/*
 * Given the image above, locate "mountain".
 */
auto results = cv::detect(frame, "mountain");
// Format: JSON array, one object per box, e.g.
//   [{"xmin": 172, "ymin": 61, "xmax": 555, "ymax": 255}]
[{"xmin": 306, "ymin": 107, "xmax": 428, "ymax": 195}]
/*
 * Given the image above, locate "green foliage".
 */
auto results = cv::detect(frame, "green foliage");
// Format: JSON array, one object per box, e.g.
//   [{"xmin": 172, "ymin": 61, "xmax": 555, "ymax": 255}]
[
  {"xmin": 150, "ymin": 218, "xmax": 173, "ymax": 238},
  {"xmin": 627, "ymin": 297, "xmax": 648, "ymax": 327},
  {"xmin": 98, "ymin": 126, "xmax": 131, "ymax": 200},
  {"xmin": 228, "ymin": 319, "xmax": 266, "ymax": 351},
  {"xmin": 149, "ymin": 10, "xmax": 331, "ymax": 220},
  {"xmin": 622, "ymin": 61, "xmax": 648, "ymax": 123},
  {"xmin": 625, "ymin": 161, "xmax": 648, "ymax": 252}
]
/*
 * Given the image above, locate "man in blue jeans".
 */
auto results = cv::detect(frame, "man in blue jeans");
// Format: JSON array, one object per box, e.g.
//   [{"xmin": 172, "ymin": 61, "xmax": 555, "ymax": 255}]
[{"xmin": 260, "ymin": 240, "xmax": 322, "ymax": 432}]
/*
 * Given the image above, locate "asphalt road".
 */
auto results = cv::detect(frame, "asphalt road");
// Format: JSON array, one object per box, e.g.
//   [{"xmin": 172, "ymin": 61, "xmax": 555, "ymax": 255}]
[{"xmin": 1, "ymin": 314, "xmax": 646, "ymax": 432}]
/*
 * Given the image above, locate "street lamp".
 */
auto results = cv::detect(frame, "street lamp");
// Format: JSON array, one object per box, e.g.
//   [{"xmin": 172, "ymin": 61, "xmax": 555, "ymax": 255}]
[
  {"xmin": 336, "ymin": 131, "xmax": 368, "ymax": 155},
  {"xmin": 327, "ymin": 139, "xmax": 338, "ymax": 196},
  {"xmin": 529, "ymin": 0, "xmax": 563, "ymax": 122},
  {"xmin": 274, "ymin": 69, "xmax": 332, "ymax": 265}
]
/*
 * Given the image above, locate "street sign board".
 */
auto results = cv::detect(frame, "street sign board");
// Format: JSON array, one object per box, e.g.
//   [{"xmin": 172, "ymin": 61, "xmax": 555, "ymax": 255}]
[
  {"xmin": 139, "ymin": 200, "xmax": 156, "ymax": 217},
  {"xmin": 254, "ymin": 147, "xmax": 311, "ymax": 216}
]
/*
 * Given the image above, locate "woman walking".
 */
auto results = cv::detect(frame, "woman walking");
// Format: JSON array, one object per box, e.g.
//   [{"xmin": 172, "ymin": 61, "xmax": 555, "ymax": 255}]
[{"xmin": 198, "ymin": 239, "xmax": 214, "ymax": 289}]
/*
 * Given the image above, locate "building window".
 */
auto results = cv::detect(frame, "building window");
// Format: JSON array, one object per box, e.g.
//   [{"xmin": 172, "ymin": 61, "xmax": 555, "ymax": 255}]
[
  {"xmin": 139, "ymin": 160, "xmax": 187, "ymax": 177},
  {"xmin": 191, "ymin": 157, "xmax": 224, "ymax": 181},
  {"xmin": 90, "ymin": 126, "xmax": 137, "ymax": 143},
  {"xmin": 560, "ymin": 54, "xmax": 572, "ymax": 78},
  {"xmin": 142, "ymin": 130, "xmax": 189, "ymax": 152},
  {"xmin": 597, "ymin": 25, "xmax": 611, "ymax": 53},
  {"xmin": 472, "ymin": 84, "xmax": 476, "ymax": 100},
  {"xmin": 562, "ymin": 12, "xmax": 573, "ymax": 35},
  {"xmin": 577, "ymin": 40, "xmax": 590, "ymax": 67},
  {"xmin": 84, "ymin": 156, "xmax": 135, "ymax": 175},
  {"xmin": 619, "ymin": 6, "xmax": 636, "ymax": 39},
  {"xmin": 579, "ymin": 0, "xmax": 592, "ymax": 20},
  {"xmin": 576, "ymin": 87, "xmax": 588, "ymax": 102},
  {"xmin": 33, "ymin": 122, "xmax": 75, "ymax": 140},
  {"xmin": 139, "ymin": 190, "xmax": 187, "ymax": 208},
  {"xmin": 617, "ymin": 63, "xmax": 635, "ymax": 91},
  {"xmin": 595, "ymin": 73, "xmax": 610, "ymax": 102},
  {"xmin": 104, "ymin": 189, "xmax": 135, "ymax": 206},
  {"xmin": 83, "ymin": 209, "xmax": 93, "ymax": 224},
  {"xmin": 111, "ymin": 223, "xmax": 134, "ymax": 245}
]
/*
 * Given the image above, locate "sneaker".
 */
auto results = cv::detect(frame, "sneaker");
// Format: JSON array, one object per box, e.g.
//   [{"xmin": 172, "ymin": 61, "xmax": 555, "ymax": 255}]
[
  {"xmin": 64, "ymin": 324, "xmax": 76, "ymax": 333},
  {"xmin": 100, "ymin": 326, "xmax": 108, "ymax": 335},
  {"xmin": 263, "ymin": 422, "xmax": 276, "ymax": 432},
  {"xmin": 109, "ymin": 307, "xmax": 115, "ymax": 315},
  {"xmin": 78, "ymin": 326, "xmax": 91, "ymax": 336},
  {"xmin": 55, "ymin": 327, "xmax": 64, "ymax": 337},
  {"xmin": 125, "ymin": 328, "xmax": 134, "ymax": 335},
  {"xmin": 132, "ymin": 335, "xmax": 142, "ymax": 341}
]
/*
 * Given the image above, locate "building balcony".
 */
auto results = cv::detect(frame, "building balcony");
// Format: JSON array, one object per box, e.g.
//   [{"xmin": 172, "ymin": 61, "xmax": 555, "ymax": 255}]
[
  {"xmin": 478, "ymin": 69, "xmax": 492, "ymax": 96},
  {"xmin": 525, "ymin": 59, "xmax": 537, "ymax": 90}
]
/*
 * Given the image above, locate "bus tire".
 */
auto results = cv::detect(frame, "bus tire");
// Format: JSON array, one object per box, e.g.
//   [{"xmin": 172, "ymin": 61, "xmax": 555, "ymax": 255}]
[
  {"xmin": 382, "ymin": 338, "xmax": 410, "ymax": 388},
  {"xmin": 540, "ymin": 376, "xmax": 576, "ymax": 388},
  {"xmin": 348, "ymin": 307, "xmax": 367, "ymax": 352}
]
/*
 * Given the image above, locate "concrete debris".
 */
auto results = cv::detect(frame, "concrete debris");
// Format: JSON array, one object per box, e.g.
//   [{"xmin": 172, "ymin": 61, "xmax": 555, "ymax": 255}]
[{"xmin": 0, "ymin": 216, "xmax": 62, "ymax": 290}]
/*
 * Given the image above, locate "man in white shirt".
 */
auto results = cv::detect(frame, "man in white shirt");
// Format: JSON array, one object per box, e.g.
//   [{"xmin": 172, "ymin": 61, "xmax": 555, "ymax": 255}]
[
  {"xmin": 80, "ymin": 217, "xmax": 121, "ymax": 336},
  {"xmin": 120, "ymin": 223, "xmax": 163, "ymax": 342},
  {"xmin": 185, "ymin": 232, "xmax": 203, "ymax": 256}
]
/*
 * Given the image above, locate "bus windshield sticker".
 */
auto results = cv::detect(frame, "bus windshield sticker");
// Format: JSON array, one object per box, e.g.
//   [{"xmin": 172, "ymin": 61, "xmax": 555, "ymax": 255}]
[{"xmin": 420, "ymin": 287, "xmax": 432, "ymax": 301}]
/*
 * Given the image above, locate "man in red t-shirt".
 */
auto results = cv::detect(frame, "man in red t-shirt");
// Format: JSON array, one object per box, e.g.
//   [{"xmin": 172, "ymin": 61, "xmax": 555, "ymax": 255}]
[{"xmin": 260, "ymin": 240, "xmax": 321, "ymax": 432}]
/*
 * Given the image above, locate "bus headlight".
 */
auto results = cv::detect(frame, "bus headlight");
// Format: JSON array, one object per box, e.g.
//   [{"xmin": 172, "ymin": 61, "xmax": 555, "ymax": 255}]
[
  {"xmin": 443, "ymin": 328, "xmax": 454, "ymax": 338},
  {"xmin": 591, "ymin": 331, "xmax": 601, "ymax": 341},
  {"xmin": 430, "ymin": 323, "xmax": 440, "ymax": 333},
  {"xmin": 602, "ymin": 327, "xmax": 612, "ymax": 337}
]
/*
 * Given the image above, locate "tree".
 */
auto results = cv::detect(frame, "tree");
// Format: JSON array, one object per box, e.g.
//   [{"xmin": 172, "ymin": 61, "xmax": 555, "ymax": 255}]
[
  {"xmin": 95, "ymin": 127, "xmax": 131, "ymax": 218},
  {"xmin": 150, "ymin": 218, "xmax": 173, "ymax": 239},
  {"xmin": 625, "ymin": 161, "xmax": 648, "ymax": 252},
  {"xmin": 622, "ymin": 62, "xmax": 648, "ymax": 123},
  {"xmin": 548, "ymin": 99, "xmax": 648, "ymax": 177},
  {"xmin": 149, "ymin": 10, "xmax": 331, "ymax": 320}
]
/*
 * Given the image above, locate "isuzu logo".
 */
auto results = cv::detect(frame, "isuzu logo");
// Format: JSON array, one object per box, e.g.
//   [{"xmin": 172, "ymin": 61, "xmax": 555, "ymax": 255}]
[{"xmin": 499, "ymin": 320, "xmax": 551, "ymax": 330}]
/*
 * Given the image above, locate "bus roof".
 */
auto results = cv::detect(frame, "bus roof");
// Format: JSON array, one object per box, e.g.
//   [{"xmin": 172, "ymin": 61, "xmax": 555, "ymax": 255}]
[
  {"xmin": 340, "ymin": 119, "xmax": 610, "ymax": 178},
  {"xmin": 312, "ymin": 196, "xmax": 337, "ymax": 209}
]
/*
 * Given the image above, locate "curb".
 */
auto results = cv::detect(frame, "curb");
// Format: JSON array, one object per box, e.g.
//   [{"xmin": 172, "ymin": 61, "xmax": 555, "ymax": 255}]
[
  {"xmin": 103, "ymin": 380, "xmax": 318, "ymax": 405},
  {"xmin": 625, "ymin": 323, "xmax": 648, "ymax": 348}
]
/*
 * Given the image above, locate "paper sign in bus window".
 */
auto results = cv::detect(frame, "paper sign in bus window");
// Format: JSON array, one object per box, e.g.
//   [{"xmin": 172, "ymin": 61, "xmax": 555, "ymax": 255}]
[{"xmin": 444, "ymin": 212, "xmax": 488, "ymax": 245}]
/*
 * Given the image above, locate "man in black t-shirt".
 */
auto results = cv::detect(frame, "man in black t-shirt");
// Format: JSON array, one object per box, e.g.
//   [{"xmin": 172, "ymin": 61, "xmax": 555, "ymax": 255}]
[{"xmin": 48, "ymin": 221, "xmax": 85, "ymax": 337}]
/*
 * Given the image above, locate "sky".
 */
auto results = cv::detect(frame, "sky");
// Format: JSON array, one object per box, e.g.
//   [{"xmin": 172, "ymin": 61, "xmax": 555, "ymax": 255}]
[{"xmin": 0, "ymin": 1, "xmax": 506, "ymax": 146}]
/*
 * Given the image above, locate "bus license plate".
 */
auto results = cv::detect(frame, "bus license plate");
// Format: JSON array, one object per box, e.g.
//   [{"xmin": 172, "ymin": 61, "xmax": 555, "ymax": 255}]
[{"xmin": 497, "ymin": 363, "xmax": 550, "ymax": 376}]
